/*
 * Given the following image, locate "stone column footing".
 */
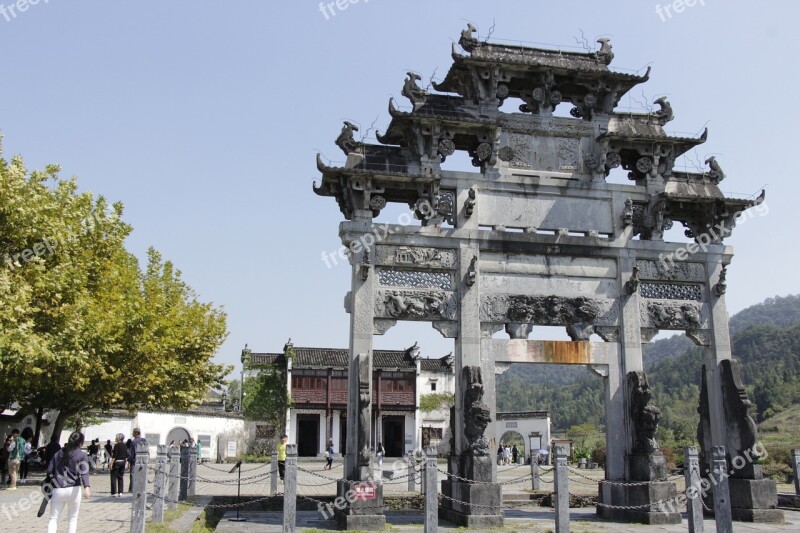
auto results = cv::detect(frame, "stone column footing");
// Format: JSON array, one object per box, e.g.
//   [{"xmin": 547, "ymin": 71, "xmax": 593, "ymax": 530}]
[
  {"xmin": 597, "ymin": 480, "xmax": 681, "ymax": 525},
  {"xmin": 703, "ymin": 478, "xmax": 784, "ymax": 523},
  {"xmin": 334, "ymin": 480, "xmax": 385, "ymax": 531},
  {"xmin": 439, "ymin": 479, "xmax": 503, "ymax": 528}
]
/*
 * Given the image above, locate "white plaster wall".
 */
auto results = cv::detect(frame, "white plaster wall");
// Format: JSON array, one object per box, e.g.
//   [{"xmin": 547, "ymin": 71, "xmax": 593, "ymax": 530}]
[{"xmin": 68, "ymin": 412, "xmax": 246, "ymax": 462}]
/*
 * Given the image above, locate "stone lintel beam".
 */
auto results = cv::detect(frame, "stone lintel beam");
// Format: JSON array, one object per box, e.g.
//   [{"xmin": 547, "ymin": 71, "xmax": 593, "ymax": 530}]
[{"xmin": 481, "ymin": 339, "xmax": 616, "ymax": 366}]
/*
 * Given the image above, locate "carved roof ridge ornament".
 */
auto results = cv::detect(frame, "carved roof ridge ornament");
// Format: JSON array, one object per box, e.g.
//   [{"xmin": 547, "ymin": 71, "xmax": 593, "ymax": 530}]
[{"xmin": 596, "ymin": 37, "xmax": 614, "ymax": 65}]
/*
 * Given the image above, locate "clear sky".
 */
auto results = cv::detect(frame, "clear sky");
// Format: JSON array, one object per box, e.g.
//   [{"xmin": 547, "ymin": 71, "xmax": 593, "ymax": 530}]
[{"xmin": 1, "ymin": 0, "xmax": 798, "ymax": 377}]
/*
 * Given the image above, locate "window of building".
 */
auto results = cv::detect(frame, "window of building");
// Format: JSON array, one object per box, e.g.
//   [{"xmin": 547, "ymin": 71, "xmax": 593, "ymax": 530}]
[
  {"xmin": 198, "ymin": 435, "xmax": 211, "ymax": 448},
  {"xmin": 145, "ymin": 433, "xmax": 161, "ymax": 445},
  {"xmin": 332, "ymin": 378, "xmax": 348, "ymax": 390},
  {"xmin": 292, "ymin": 376, "xmax": 327, "ymax": 390},
  {"xmin": 380, "ymin": 378, "xmax": 414, "ymax": 392},
  {"xmin": 430, "ymin": 382, "xmax": 437, "ymax": 392}
]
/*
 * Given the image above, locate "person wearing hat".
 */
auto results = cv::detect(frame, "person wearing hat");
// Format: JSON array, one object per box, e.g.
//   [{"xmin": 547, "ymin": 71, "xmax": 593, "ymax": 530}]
[{"xmin": 277, "ymin": 434, "xmax": 288, "ymax": 481}]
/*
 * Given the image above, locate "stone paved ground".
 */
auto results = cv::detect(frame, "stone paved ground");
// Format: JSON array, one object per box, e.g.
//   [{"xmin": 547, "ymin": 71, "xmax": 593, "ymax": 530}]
[{"xmin": 0, "ymin": 462, "xmax": 797, "ymax": 532}]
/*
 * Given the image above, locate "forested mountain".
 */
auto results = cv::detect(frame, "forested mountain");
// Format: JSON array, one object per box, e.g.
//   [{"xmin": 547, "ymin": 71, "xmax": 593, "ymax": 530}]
[{"xmin": 496, "ymin": 295, "xmax": 800, "ymax": 441}]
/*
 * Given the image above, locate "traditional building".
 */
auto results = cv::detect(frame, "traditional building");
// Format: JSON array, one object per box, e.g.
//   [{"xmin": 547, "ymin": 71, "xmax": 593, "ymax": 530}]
[{"xmin": 245, "ymin": 341, "xmax": 455, "ymax": 457}]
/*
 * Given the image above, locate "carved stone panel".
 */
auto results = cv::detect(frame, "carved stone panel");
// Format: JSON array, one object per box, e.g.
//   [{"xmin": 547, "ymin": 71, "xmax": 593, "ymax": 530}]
[
  {"xmin": 376, "ymin": 289, "xmax": 457, "ymax": 321},
  {"xmin": 375, "ymin": 246, "xmax": 457, "ymax": 270},
  {"xmin": 557, "ymin": 137, "xmax": 580, "ymax": 171},
  {"xmin": 377, "ymin": 268, "xmax": 453, "ymax": 290},
  {"xmin": 640, "ymin": 283, "xmax": 703, "ymax": 301},
  {"xmin": 640, "ymin": 300, "xmax": 708, "ymax": 330},
  {"xmin": 480, "ymin": 295, "xmax": 618, "ymax": 326},
  {"xmin": 635, "ymin": 260, "xmax": 706, "ymax": 282}
]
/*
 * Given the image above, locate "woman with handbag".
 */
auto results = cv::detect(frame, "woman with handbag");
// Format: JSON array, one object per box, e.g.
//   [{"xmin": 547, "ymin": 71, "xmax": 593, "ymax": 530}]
[
  {"xmin": 45, "ymin": 431, "xmax": 91, "ymax": 533},
  {"xmin": 110, "ymin": 433, "xmax": 128, "ymax": 496}
]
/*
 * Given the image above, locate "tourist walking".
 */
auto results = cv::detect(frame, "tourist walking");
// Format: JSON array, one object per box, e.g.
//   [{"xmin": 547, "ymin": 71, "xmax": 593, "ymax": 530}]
[
  {"xmin": 5, "ymin": 428, "xmax": 26, "ymax": 489},
  {"xmin": 46, "ymin": 431, "xmax": 91, "ymax": 533},
  {"xmin": 87, "ymin": 439, "xmax": 99, "ymax": 473},
  {"xmin": 277, "ymin": 434, "xmax": 288, "ymax": 481},
  {"xmin": 110, "ymin": 433, "xmax": 127, "ymax": 496},
  {"xmin": 376, "ymin": 442, "xmax": 385, "ymax": 469},
  {"xmin": 19, "ymin": 432, "xmax": 33, "ymax": 480},
  {"xmin": 511, "ymin": 445, "xmax": 518, "ymax": 464},
  {"xmin": 0, "ymin": 434, "xmax": 11, "ymax": 485},
  {"xmin": 104, "ymin": 439, "xmax": 113, "ymax": 470},
  {"xmin": 324, "ymin": 441, "xmax": 334, "ymax": 470}
]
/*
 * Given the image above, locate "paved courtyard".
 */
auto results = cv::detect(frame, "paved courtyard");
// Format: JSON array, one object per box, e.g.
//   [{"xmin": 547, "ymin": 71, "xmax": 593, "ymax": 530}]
[{"xmin": 0, "ymin": 461, "xmax": 797, "ymax": 532}]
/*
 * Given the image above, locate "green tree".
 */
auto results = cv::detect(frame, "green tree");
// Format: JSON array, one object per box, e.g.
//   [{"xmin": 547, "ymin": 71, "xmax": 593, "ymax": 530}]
[
  {"xmin": 242, "ymin": 366, "xmax": 290, "ymax": 433},
  {"xmin": 0, "ymin": 141, "xmax": 230, "ymax": 442}
]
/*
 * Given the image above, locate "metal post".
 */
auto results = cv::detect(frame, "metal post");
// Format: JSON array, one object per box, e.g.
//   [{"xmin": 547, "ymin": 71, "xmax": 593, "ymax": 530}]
[
  {"xmin": 711, "ymin": 446, "xmax": 733, "ymax": 533},
  {"xmin": 152, "ymin": 445, "xmax": 168, "ymax": 523},
  {"xmin": 129, "ymin": 441, "xmax": 149, "ymax": 533},
  {"xmin": 531, "ymin": 455, "xmax": 540, "ymax": 491},
  {"xmin": 167, "ymin": 445, "xmax": 179, "ymax": 510},
  {"xmin": 554, "ymin": 449, "xmax": 569, "ymax": 533},
  {"xmin": 228, "ymin": 460, "xmax": 247, "ymax": 523},
  {"xmin": 283, "ymin": 444, "xmax": 297, "ymax": 533},
  {"xmin": 407, "ymin": 452, "xmax": 415, "ymax": 492},
  {"xmin": 188, "ymin": 444, "xmax": 197, "ymax": 497},
  {"xmin": 271, "ymin": 452, "xmax": 278, "ymax": 496},
  {"xmin": 684, "ymin": 446, "xmax": 704, "ymax": 533},
  {"xmin": 424, "ymin": 457, "xmax": 437, "ymax": 533},
  {"xmin": 792, "ymin": 449, "xmax": 800, "ymax": 496},
  {"xmin": 179, "ymin": 446, "xmax": 189, "ymax": 501}
]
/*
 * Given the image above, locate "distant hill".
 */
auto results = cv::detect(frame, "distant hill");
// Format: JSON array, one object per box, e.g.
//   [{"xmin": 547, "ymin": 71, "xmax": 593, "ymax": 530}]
[{"xmin": 497, "ymin": 295, "xmax": 800, "ymax": 435}]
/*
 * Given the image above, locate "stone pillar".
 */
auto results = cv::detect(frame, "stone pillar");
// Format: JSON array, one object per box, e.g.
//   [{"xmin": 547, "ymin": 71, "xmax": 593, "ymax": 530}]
[
  {"xmin": 440, "ymin": 245, "xmax": 503, "ymax": 529},
  {"xmin": 531, "ymin": 459, "xmax": 540, "ymax": 491},
  {"xmin": 152, "ymin": 445, "xmax": 168, "ymax": 523},
  {"xmin": 270, "ymin": 452, "xmax": 278, "ymax": 496},
  {"xmin": 407, "ymin": 452, "xmax": 416, "ymax": 493},
  {"xmin": 179, "ymin": 446, "xmax": 189, "ymax": 501},
  {"xmin": 554, "ymin": 449, "xmax": 569, "ymax": 533},
  {"xmin": 187, "ymin": 444, "xmax": 197, "ymax": 498},
  {"xmin": 283, "ymin": 444, "xmax": 297, "ymax": 533},
  {"xmin": 167, "ymin": 445, "xmax": 179, "ymax": 510},
  {"xmin": 424, "ymin": 457, "xmax": 438, "ymax": 533},
  {"xmin": 684, "ymin": 446, "xmax": 704, "ymax": 533},
  {"xmin": 711, "ymin": 446, "xmax": 733, "ymax": 533},
  {"xmin": 130, "ymin": 441, "xmax": 149, "ymax": 533},
  {"xmin": 793, "ymin": 449, "xmax": 800, "ymax": 495}
]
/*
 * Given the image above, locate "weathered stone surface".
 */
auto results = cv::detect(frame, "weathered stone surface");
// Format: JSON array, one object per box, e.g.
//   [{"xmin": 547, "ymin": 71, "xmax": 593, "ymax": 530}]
[
  {"xmin": 728, "ymin": 477, "xmax": 778, "ymax": 510},
  {"xmin": 440, "ymin": 480, "xmax": 502, "ymax": 527}
]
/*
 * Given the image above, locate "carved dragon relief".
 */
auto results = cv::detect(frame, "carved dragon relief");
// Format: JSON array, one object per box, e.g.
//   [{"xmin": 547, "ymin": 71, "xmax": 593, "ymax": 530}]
[
  {"xmin": 641, "ymin": 300, "xmax": 707, "ymax": 330},
  {"xmin": 480, "ymin": 295, "xmax": 618, "ymax": 340},
  {"xmin": 376, "ymin": 289, "xmax": 457, "ymax": 321}
]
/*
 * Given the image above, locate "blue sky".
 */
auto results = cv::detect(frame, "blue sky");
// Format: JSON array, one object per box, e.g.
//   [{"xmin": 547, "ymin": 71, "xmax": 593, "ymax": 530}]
[{"xmin": 1, "ymin": 1, "xmax": 798, "ymax": 376}]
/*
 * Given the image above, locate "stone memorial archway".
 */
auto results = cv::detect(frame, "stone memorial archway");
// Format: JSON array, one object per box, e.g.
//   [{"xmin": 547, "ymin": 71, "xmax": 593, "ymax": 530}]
[{"xmin": 314, "ymin": 25, "xmax": 775, "ymax": 528}]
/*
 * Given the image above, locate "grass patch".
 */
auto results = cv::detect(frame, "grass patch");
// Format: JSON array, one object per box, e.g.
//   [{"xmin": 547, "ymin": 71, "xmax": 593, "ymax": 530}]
[{"xmin": 145, "ymin": 502, "xmax": 220, "ymax": 533}]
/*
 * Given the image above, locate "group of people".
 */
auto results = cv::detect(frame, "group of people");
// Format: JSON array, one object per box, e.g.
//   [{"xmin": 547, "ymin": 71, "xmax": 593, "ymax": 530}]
[
  {"xmin": 0, "ymin": 428, "xmax": 34, "ymax": 489},
  {"xmin": 0, "ymin": 426, "xmax": 155, "ymax": 533},
  {"xmin": 497, "ymin": 444, "xmax": 519, "ymax": 465}
]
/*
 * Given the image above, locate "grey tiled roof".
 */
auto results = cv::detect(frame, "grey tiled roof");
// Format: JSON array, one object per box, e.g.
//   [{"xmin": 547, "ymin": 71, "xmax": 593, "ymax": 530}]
[{"xmin": 249, "ymin": 347, "xmax": 453, "ymax": 373}]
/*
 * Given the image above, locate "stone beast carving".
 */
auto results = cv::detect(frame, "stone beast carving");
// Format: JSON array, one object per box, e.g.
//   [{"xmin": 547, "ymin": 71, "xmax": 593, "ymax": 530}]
[
  {"xmin": 335, "ymin": 121, "xmax": 362, "ymax": 155},
  {"xmin": 628, "ymin": 371, "xmax": 661, "ymax": 454},
  {"xmin": 462, "ymin": 366, "xmax": 491, "ymax": 456}
]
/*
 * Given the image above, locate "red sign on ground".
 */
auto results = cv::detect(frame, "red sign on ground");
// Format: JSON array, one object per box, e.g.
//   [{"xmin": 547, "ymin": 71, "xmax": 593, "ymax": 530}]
[{"xmin": 353, "ymin": 483, "xmax": 377, "ymax": 501}]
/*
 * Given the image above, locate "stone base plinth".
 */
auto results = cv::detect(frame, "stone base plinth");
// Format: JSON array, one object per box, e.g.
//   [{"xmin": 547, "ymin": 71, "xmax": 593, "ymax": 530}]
[
  {"xmin": 440, "ymin": 479, "xmax": 503, "ymax": 528},
  {"xmin": 334, "ymin": 480, "xmax": 385, "ymax": 531},
  {"xmin": 704, "ymin": 478, "xmax": 784, "ymax": 523},
  {"xmin": 598, "ymin": 480, "xmax": 681, "ymax": 524}
]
